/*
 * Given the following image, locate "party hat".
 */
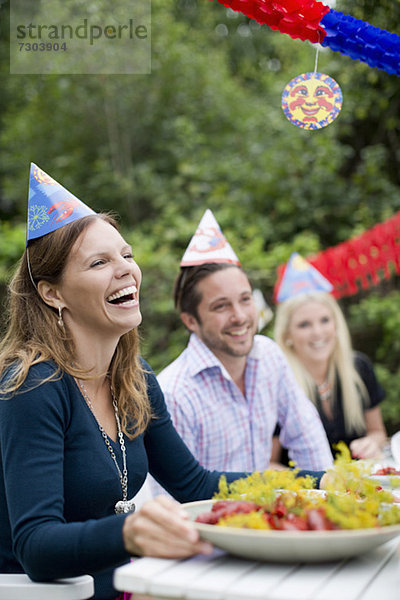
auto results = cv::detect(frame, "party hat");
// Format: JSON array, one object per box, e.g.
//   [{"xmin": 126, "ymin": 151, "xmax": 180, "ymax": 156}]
[
  {"xmin": 252, "ymin": 289, "xmax": 273, "ymax": 332},
  {"xmin": 26, "ymin": 163, "xmax": 95, "ymax": 244},
  {"xmin": 276, "ymin": 252, "xmax": 333, "ymax": 303},
  {"xmin": 180, "ymin": 209, "xmax": 240, "ymax": 266}
]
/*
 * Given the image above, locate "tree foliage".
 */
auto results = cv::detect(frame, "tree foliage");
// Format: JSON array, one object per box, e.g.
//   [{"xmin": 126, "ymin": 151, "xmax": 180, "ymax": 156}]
[{"xmin": 1, "ymin": 0, "xmax": 400, "ymax": 431}]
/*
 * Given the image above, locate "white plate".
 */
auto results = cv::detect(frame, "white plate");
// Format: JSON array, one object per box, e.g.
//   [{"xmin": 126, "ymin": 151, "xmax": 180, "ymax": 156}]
[
  {"xmin": 368, "ymin": 475, "xmax": 400, "ymax": 488},
  {"xmin": 184, "ymin": 499, "xmax": 400, "ymax": 563},
  {"xmin": 369, "ymin": 464, "xmax": 400, "ymax": 488}
]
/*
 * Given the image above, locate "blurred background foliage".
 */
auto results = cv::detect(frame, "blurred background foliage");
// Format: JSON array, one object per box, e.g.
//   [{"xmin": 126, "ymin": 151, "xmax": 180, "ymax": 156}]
[{"xmin": 1, "ymin": 0, "xmax": 400, "ymax": 433}]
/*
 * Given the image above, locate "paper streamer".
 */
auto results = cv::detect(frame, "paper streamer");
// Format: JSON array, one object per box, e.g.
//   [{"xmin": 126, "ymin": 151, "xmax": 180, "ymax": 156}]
[
  {"xmin": 320, "ymin": 10, "xmax": 400, "ymax": 76},
  {"xmin": 215, "ymin": 0, "xmax": 329, "ymax": 42},
  {"xmin": 274, "ymin": 211, "xmax": 400, "ymax": 300},
  {"xmin": 212, "ymin": 0, "xmax": 400, "ymax": 77}
]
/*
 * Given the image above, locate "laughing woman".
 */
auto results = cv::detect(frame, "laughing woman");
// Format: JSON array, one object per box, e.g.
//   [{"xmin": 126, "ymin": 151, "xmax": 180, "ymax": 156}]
[{"xmin": 0, "ymin": 164, "xmax": 258, "ymax": 600}]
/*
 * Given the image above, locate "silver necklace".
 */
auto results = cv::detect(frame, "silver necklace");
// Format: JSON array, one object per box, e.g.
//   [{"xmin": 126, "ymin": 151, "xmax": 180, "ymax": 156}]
[
  {"xmin": 317, "ymin": 379, "xmax": 332, "ymax": 402},
  {"xmin": 77, "ymin": 379, "xmax": 136, "ymax": 515}
]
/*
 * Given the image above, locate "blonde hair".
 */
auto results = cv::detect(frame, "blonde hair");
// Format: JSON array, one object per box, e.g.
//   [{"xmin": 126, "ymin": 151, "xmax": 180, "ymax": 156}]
[
  {"xmin": 274, "ymin": 291, "xmax": 367, "ymax": 435},
  {"xmin": 0, "ymin": 213, "xmax": 151, "ymax": 439}
]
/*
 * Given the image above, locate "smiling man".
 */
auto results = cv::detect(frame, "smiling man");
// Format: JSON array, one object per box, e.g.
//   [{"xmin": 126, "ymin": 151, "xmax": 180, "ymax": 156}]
[{"xmin": 157, "ymin": 211, "xmax": 333, "ymax": 474}]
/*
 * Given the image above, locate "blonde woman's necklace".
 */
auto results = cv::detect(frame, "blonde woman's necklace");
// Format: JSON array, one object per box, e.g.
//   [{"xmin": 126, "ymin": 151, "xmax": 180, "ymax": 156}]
[
  {"xmin": 77, "ymin": 379, "xmax": 136, "ymax": 515},
  {"xmin": 317, "ymin": 379, "xmax": 332, "ymax": 403}
]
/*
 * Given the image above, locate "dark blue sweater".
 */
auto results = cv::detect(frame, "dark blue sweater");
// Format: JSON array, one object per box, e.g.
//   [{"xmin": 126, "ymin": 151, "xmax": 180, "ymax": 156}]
[
  {"xmin": 0, "ymin": 361, "xmax": 245, "ymax": 599},
  {"xmin": 0, "ymin": 360, "xmax": 323, "ymax": 599}
]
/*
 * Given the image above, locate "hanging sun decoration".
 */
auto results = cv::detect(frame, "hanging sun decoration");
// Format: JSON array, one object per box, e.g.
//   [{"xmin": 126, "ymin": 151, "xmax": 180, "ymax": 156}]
[
  {"xmin": 281, "ymin": 71, "xmax": 342, "ymax": 129},
  {"xmin": 211, "ymin": 0, "xmax": 400, "ymax": 77}
]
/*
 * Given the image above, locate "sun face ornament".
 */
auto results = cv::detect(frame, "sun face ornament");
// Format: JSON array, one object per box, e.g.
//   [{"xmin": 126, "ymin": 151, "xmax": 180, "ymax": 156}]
[{"xmin": 281, "ymin": 72, "xmax": 343, "ymax": 130}]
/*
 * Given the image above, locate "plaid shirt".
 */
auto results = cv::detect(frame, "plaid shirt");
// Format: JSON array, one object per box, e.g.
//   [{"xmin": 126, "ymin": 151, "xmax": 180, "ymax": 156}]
[{"xmin": 158, "ymin": 334, "xmax": 333, "ymax": 472}]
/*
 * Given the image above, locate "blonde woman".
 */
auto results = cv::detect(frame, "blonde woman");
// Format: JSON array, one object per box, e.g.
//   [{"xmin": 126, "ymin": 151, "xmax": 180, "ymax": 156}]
[{"xmin": 274, "ymin": 291, "xmax": 387, "ymax": 460}]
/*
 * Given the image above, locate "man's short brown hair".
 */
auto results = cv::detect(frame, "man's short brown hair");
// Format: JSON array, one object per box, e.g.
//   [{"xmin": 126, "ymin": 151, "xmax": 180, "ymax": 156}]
[{"xmin": 174, "ymin": 263, "xmax": 246, "ymax": 320}]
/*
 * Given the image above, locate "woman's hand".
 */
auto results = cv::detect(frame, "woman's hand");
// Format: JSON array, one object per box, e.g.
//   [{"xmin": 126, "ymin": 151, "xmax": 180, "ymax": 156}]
[
  {"xmin": 122, "ymin": 495, "xmax": 213, "ymax": 558},
  {"xmin": 349, "ymin": 435, "xmax": 383, "ymax": 460},
  {"xmin": 351, "ymin": 407, "xmax": 387, "ymax": 460}
]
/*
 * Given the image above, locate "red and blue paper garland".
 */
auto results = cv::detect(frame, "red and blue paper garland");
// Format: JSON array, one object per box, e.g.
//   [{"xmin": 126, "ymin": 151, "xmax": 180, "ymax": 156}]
[{"xmin": 212, "ymin": 0, "xmax": 400, "ymax": 77}]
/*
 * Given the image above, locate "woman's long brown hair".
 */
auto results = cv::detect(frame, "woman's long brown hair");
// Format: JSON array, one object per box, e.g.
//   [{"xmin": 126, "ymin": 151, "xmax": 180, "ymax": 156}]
[{"xmin": 0, "ymin": 214, "xmax": 151, "ymax": 439}]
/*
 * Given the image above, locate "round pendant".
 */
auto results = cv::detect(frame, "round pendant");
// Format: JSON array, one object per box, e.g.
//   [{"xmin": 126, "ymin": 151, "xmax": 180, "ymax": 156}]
[{"xmin": 115, "ymin": 498, "xmax": 136, "ymax": 514}]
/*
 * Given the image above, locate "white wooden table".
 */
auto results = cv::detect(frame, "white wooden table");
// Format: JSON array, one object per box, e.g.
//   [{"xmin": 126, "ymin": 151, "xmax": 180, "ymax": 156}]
[{"xmin": 114, "ymin": 538, "xmax": 400, "ymax": 600}]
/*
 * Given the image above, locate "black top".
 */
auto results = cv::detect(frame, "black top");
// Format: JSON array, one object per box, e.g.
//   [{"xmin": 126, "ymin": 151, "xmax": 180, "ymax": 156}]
[
  {"xmin": 316, "ymin": 352, "xmax": 385, "ymax": 455},
  {"xmin": 276, "ymin": 352, "xmax": 385, "ymax": 459}
]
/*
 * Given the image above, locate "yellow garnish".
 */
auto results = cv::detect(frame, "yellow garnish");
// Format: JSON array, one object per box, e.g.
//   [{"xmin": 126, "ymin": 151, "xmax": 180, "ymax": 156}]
[
  {"xmin": 218, "ymin": 512, "xmax": 270, "ymax": 529},
  {"xmin": 212, "ymin": 443, "xmax": 400, "ymax": 530},
  {"xmin": 216, "ymin": 469, "xmax": 316, "ymax": 509}
]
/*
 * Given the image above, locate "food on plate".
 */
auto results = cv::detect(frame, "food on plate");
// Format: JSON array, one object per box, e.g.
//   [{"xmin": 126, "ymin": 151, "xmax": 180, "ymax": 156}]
[
  {"xmin": 195, "ymin": 443, "xmax": 400, "ymax": 531},
  {"xmin": 196, "ymin": 496, "xmax": 337, "ymax": 531},
  {"xmin": 372, "ymin": 466, "xmax": 400, "ymax": 476}
]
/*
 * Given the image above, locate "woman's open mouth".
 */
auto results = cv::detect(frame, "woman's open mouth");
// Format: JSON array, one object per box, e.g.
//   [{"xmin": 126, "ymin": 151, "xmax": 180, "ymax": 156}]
[{"xmin": 106, "ymin": 285, "xmax": 137, "ymax": 305}]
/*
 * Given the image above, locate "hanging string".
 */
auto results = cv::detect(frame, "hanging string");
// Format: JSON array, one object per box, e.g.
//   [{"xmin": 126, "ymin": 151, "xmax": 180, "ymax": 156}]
[
  {"xmin": 313, "ymin": 42, "xmax": 320, "ymax": 74},
  {"xmin": 313, "ymin": 47, "xmax": 320, "ymax": 73}
]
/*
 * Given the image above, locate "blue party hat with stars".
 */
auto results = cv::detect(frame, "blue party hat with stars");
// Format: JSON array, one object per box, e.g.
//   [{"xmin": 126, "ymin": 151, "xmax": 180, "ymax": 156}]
[
  {"xmin": 276, "ymin": 252, "xmax": 333, "ymax": 303},
  {"xmin": 26, "ymin": 163, "xmax": 95, "ymax": 244}
]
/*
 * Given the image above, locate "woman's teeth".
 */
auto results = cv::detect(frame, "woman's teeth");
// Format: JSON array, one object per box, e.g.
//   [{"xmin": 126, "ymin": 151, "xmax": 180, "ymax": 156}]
[
  {"xmin": 107, "ymin": 285, "xmax": 137, "ymax": 304},
  {"xmin": 311, "ymin": 341, "xmax": 326, "ymax": 349}
]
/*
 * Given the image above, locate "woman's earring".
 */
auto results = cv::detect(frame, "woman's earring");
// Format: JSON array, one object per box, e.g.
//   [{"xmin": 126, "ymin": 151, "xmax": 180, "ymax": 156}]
[
  {"xmin": 57, "ymin": 306, "xmax": 64, "ymax": 328},
  {"xmin": 285, "ymin": 339, "xmax": 293, "ymax": 347}
]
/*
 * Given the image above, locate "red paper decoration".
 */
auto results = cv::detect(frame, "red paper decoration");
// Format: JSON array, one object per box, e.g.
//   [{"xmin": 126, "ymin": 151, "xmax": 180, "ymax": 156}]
[
  {"xmin": 213, "ymin": 0, "xmax": 329, "ymax": 43},
  {"xmin": 274, "ymin": 212, "xmax": 400, "ymax": 301},
  {"xmin": 212, "ymin": 0, "xmax": 400, "ymax": 76}
]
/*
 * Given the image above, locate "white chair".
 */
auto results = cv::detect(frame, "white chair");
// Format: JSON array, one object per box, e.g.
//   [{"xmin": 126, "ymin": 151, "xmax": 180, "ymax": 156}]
[{"xmin": 0, "ymin": 573, "xmax": 94, "ymax": 599}]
